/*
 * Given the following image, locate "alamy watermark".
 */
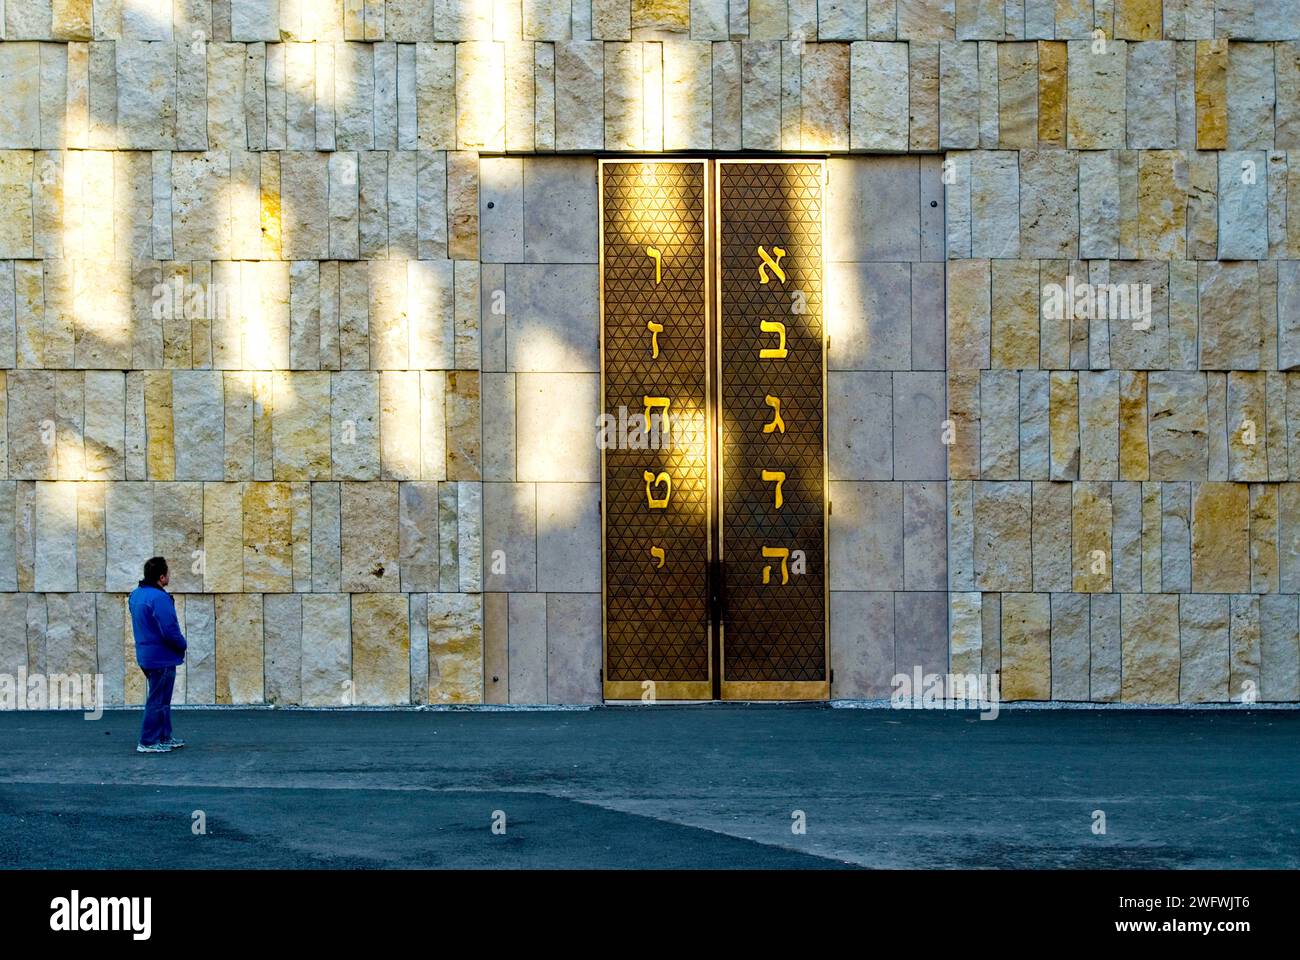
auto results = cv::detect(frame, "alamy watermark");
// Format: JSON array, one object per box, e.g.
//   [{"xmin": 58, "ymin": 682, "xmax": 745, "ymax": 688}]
[
  {"xmin": 891, "ymin": 667, "xmax": 1001, "ymax": 719},
  {"xmin": 1, "ymin": 669, "xmax": 104, "ymax": 719},
  {"xmin": 1042, "ymin": 275, "xmax": 1153, "ymax": 331}
]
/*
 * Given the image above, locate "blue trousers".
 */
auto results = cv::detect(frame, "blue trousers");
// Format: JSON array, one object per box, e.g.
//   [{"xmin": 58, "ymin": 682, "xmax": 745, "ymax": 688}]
[{"xmin": 139, "ymin": 666, "xmax": 176, "ymax": 746}]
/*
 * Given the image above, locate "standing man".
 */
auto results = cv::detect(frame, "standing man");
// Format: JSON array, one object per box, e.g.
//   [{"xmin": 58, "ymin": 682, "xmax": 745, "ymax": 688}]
[{"xmin": 128, "ymin": 557, "xmax": 188, "ymax": 754}]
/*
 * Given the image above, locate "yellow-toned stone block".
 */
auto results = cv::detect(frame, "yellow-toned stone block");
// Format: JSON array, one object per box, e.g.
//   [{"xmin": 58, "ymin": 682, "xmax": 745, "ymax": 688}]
[
  {"xmin": 1114, "ymin": 0, "xmax": 1162, "ymax": 40},
  {"xmin": 1195, "ymin": 40, "xmax": 1228, "ymax": 150},
  {"xmin": 1122, "ymin": 594, "xmax": 1180, "ymax": 703},
  {"xmin": 216, "ymin": 593, "xmax": 264, "ymax": 705},
  {"xmin": 243, "ymin": 481, "xmax": 294, "ymax": 592},
  {"xmin": 143, "ymin": 370, "xmax": 175, "ymax": 481},
  {"xmin": 1072, "ymin": 481, "xmax": 1113, "ymax": 592},
  {"xmin": 429, "ymin": 593, "xmax": 484, "ymax": 703},
  {"xmin": 1119, "ymin": 371, "xmax": 1149, "ymax": 480},
  {"xmin": 1036, "ymin": 41, "xmax": 1067, "ymax": 147},
  {"xmin": 1001, "ymin": 592, "xmax": 1050, "ymax": 700},
  {"xmin": 1191, "ymin": 481, "xmax": 1250, "ymax": 593},
  {"xmin": 351, "ymin": 593, "xmax": 411, "ymax": 705}
]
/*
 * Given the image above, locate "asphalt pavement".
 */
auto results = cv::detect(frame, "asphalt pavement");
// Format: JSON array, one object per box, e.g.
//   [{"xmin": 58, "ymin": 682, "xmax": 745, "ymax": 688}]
[{"xmin": 2, "ymin": 705, "xmax": 1296, "ymax": 868}]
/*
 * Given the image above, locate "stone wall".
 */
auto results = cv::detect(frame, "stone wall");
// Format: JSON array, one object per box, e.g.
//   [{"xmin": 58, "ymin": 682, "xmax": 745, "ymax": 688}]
[{"xmin": 0, "ymin": 0, "xmax": 1297, "ymax": 703}]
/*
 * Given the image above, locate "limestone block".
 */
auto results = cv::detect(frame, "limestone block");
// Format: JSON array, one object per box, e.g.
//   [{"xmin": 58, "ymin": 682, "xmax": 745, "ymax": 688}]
[
  {"xmin": 169, "ymin": 371, "xmax": 224, "ymax": 481},
  {"xmin": 1191, "ymin": 481, "xmax": 1250, "ymax": 592},
  {"xmin": 1019, "ymin": 149, "xmax": 1078, "ymax": 258},
  {"xmin": 1260, "ymin": 593, "xmax": 1300, "ymax": 701},
  {"xmin": 831, "ymin": 591, "xmax": 895, "ymax": 698},
  {"xmin": 1177, "ymin": 592, "xmax": 1229, "ymax": 702},
  {"xmin": 894, "ymin": 591, "xmax": 948, "ymax": 680},
  {"xmin": 279, "ymin": 152, "xmax": 330, "ymax": 260},
  {"xmin": 302, "ymin": 593, "xmax": 351, "ymax": 706},
  {"xmin": 1072, "ymin": 481, "xmax": 1113, "ymax": 592},
  {"xmin": 893, "ymin": 371, "xmax": 947, "ymax": 480},
  {"xmin": 829, "ymin": 481, "xmax": 903, "ymax": 590},
  {"xmin": 979, "ymin": 369, "xmax": 1018, "ymax": 478},
  {"xmin": 829, "ymin": 371, "xmax": 892, "ymax": 480},
  {"xmin": 1037, "ymin": 40, "xmax": 1067, "ymax": 145},
  {"xmin": 7, "ymin": 370, "xmax": 57, "ymax": 479},
  {"xmin": 456, "ymin": 40, "xmax": 505, "ymax": 151},
  {"xmin": 0, "ymin": 151, "xmax": 34, "ymax": 258},
  {"xmin": 938, "ymin": 41, "xmax": 978, "ymax": 147},
  {"xmin": 741, "ymin": 41, "xmax": 782, "ymax": 150},
  {"xmin": 399, "ymin": 480, "xmax": 440, "ymax": 592},
  {"xmin": 1118, "ymin": 371, "xmax": 1149, "ymax": 480},
  {"xmin": 1121, "ymin": 593, "xmax": 1179, "ymax": 702},
  {"xmin": 945, "ymin": 370, "xmax": 980, "ymax": 479},
  {"xmin": 829, "ymin": 261, "xmax": 911, "ymax": 371},
  {"xmin": 479, "ymin": 156, "xmax": 524, "ymax": 263},
  {"xmin": 989, "ymin": 258, "xmax": 1039, "ymax": 369},
  {"xmin": 973, "ymin": 480, "xmax": 1031, "ymax": 590},
  {"xmin": 171, "ymin": 151, "xmax": 231, "ymax": 261},
  {"xmin": 948, "ymin": 591, "xmax": 981, "ymax": 676},
  {"xmin": 1217, "ymin": 152, "xmax": 1269, "ymax": 260},
  {"xmin": 264, "ymin": 593, "xmax": 303, "ymax": 706},
  {"xmin": 1048, "ymin": 592, "xmax": 1089, "ymax": 701},
  {"xmin": 1125, "ymin": 40, "xmax": 1175, "ymax": 147},
  {"xmin": 827, "ymin": 156, "xmax": 920, "ymax": 261},
  {"xmin": 1031, "ymin": 480, "xmax": 1072, "ymax": 591},
  {"xmin": 1048, "ymin": 371, "xmax": 1079, "ymax": 480},
  {"xmin": 946, "ymin": 259, "xmax": 990, "ymax": 369},
  {"xmin": 1067, "ymin": 39, "xmax": 1126, "ymax": 149},
  {"xmin": 115, "ymin": 39, "xmax": 176, "ymax": 149},
  {"xmin": 202, "ymin": 481, "xmax": 243, "ymax": 592},
  {"xmin": 150, "ymin": 481, "xmax": 201, "ymax": 592},
  {"xmin": 379, "ymin": 371, "xmax": 421, "ymax": 480},
  {"xmin": 505, "ymin": 264, "xmax": 599, "ymax": 371},
  {"xmin": 1250, "ymin": 484, "xmax": 1280, "ymax": 593},
  {"xmin": 428, "ymin": 592, "xmax": 483, "ymax": 703},
  {"xmin": 536, "ymin": 481, "xmax": 600, "ymax": 592},
  {"xmin": 0, "ymin": 43, "xmax": 42, "ymax": 148},
  {"xmin": 311, "ymin": 482, "xmax": 342, "ymax": 592},
  {"xmin": 242, "ymin": 481, "xmax": 293, "ymax": 592},
  {"xmin": 1020, "ymin": 372, "xmax": 1050, "ymax": 478},
  {"xmin": 799, "ymin": 43, "xmax": 849, "ymax": 151},
  {"xmin": 416, "ymin": 42, "xmax": 456, "ymax": 149},
  {"xmin": 1230, "ymin": 593, "xmax": 1261, "ymax": 701},
  {"xmin": 1226, "ymin": 372, "xmax": 1268, "ymax": 481},
  {"xmin": 32, "ymin": 482, "xmax": 78, "ymax": 592},
  {"xmin": 270, "ymin": 371, "xmax": 331, "ymax": 480},
  {"xmin": 1136, "ymin": 150, "xmax": 1186, "ymax": 259},
  {"xmin": 903, "ymin": 480, "xmax": 947, "ymax": 590},
  {"xmin": 408, "ymin": 260, "xmax": 455, "ymax": 369},
  {"xmin": 665, "ymin": 38, "xmax": 717, "ymax": 149},
  {"xmin": 1226, "ymin": 42, "xmax": 1276, "ymax": 150},
  {"xmin": 556, "ymin": 41, "xmax": 605, "ymax": 150},
  {"xmin": 507, "ymin": 592, "xmax": 546, "ymax": 703},
  {"xmin": 351, "ymin": 593, "xmax": 410, "ymax": 704},
  {"xmin": 105, "ymin": 482, "xmax": 153, "ymax": 592},
  {"xmin": 1090, "ymin": 592, "xmax": 1121, "ymax": 701},
  {"xmin": 215, "ymin": 593, "xmax": 263, "ymax": 704},
  {"xmin": 946, "ymin": 479, "xmax": 974, "ymax": 590},
  {"xmin": 341, "ymin": 481, "xmax": 400, "ymax": 592},
  {"xmin": 1078, "ymin": 150, "xmax": 1120, "ymax": 258},
  {"xmin": 522, "ymin": 156, "xmax": 598, "ymax": 264},
  {"xmin": 1079, "ymin": 370, "xmax": 1119, "ymax": 479},
  {"xmin": 970, "ymin": 151, "xmax": 1020, "ymax": 258},
  {"xmin": 1001, "ymin": 591, "xmax": 1050, "ymax": 700},
  {"xmin": 331, "ymin": 371, "xmax": 381, "ymax": 480},
  {"xmin": 848, "ymin": 42, "xmax": 907, "ymax": 150},
  {"xmin": 516, "ymin": 372, "xmax": 598, "ymax": 482},
  {"xmin": 1147, "ymin": 372, "xmax": 1208, "ymax": 479}
]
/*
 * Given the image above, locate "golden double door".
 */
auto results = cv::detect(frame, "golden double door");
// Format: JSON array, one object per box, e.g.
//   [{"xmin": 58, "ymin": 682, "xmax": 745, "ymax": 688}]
[{"xmin": 599, "ymin": 158, "xmax": 828, "ymax": 701}]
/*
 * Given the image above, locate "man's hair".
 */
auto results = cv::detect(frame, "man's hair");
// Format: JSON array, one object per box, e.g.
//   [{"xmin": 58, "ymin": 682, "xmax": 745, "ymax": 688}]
[{"xmin": 142, "ymin": 556, "xmax": 169, "ymax": 585}]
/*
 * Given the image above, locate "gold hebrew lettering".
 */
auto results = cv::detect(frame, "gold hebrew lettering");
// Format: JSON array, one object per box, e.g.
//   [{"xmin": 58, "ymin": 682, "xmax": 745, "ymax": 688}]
[
  {"xmin": 759, "ymin": 318, "xmax": 788, "ymax": 359},
  {"xmin": 649, "ymin": 545, "xmax": 666, "ymax": 568},
  {"xmin": 762, "ymin": 470, "xmax": 786, "ymax": 509},
  {"xmin": 763, "ymin": 396, "xmax": 785, "ymax": 434},
  {"xmin": 757, "ymin": 245, "xmax": 787, "ymax": 284},
  {"xmin": 646, "ymin": 320, "xmax": 663, "ymax": 359},
  {"xmin": 643, "ymin": 471, "xmax": 671, "ymax": 509},
  {"xmin": 761, "ymin": 546, "xmax": 790, "ymax": 585},
  {"xmin": 643, "ymin": 396, "xmax": 670, "ymax": 436},
  {"xmin": 646, "ymin": 246, "xmax": 662, "ymax": 284}
]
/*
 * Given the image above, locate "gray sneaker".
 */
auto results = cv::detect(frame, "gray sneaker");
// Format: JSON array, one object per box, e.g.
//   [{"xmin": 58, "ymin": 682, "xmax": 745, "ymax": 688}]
[
  {"xmin": 136, "ymin": 742, "xmax": 173, "ymax": 754},
  {"xmin": 160, "ymin": 737, "xmax": 186, "ymax": 749}
]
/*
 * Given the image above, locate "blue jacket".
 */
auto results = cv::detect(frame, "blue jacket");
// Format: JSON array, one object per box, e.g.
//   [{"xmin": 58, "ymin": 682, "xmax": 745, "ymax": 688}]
[{"xmin": 128, "ymin": 582, "xmax": 188, "ymax": 668}]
